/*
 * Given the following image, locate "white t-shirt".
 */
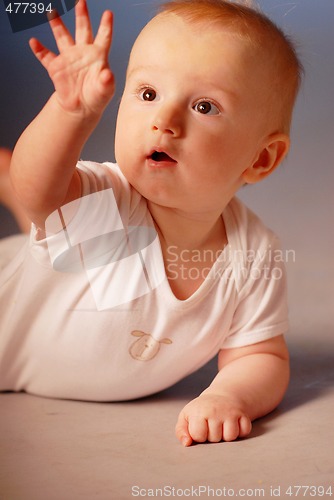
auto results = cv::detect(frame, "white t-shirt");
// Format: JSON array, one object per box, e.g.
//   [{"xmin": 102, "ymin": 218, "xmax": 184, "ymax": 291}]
[{"xmin": 0, "ymin": 162, "xmax": 289, "ymax": 401}]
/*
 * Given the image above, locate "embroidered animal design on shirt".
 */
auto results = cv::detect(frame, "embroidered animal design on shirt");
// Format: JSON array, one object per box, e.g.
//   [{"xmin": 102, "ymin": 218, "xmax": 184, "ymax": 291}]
[{"xmin": 129, "ymin": 331, "xmax": 172, "ymax": 361}]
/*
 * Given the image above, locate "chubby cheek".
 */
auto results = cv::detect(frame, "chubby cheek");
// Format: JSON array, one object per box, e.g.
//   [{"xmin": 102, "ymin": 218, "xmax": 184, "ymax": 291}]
[
  {"xmin": 114, "ymin": 110, "xmax": 127, "ymax": 165},
  {"xmin": 115, "ymin": 100, "xmax": 133, "ymax": 157},
  {"xmin": 189, "ymin": 146, "xmax": 245, "ymax": 197},
  {"xmin": 205, "ymin": 133, "xmax": 254, "ymax": 177},
  {"xmin": 115, "ymin": 132, "xmax": 141, "ymax": 191},
  {"xmin": 188, "ymin": 136, "xmax": 228, "ymax": 176},
  {"xmin": 115, "ymin": 109, "xmax": 143, "ymax": 168}
]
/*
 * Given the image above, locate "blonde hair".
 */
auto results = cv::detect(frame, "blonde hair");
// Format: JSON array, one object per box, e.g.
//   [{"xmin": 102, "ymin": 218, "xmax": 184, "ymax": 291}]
[{"xmin": 158, "ymin": 0, "xmax": 303, "ymax": 133}]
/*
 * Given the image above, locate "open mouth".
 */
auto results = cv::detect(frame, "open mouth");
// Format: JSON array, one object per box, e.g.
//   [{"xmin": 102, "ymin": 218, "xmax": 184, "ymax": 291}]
[{"xmin": 149, "ymin": 151, "xmax": 176, "ymax": 164}]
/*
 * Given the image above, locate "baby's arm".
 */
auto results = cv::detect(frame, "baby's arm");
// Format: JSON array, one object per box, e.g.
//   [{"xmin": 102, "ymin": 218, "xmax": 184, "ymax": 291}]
[
  {"xmin": 175, "ymin": 334, "xmax": 289, "ymax": 446},
  {"xmin": 10, "ymin": 0, "xmax": 114, "ymax": 228}
]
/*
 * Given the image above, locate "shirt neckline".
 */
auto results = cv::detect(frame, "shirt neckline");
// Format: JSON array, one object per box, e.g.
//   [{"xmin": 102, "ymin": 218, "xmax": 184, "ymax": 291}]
[{"xmin": 154, "ymin": 202, "xmax": 236, "ymax": 310}]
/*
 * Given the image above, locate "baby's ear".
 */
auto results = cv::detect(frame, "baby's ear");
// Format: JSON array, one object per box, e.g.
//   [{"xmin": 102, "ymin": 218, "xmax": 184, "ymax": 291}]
[{"xmin": 242, "ymin": 133, "xmax": 290, "ymax": 184}]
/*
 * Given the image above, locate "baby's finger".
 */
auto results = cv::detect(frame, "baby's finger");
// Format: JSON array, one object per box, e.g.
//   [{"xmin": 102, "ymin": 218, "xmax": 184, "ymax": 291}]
[
  {"xmin": 96, "ymin": 68, "xmax": 115, "ymax": 104},
  {"xmin": 175, "ymin": 414, "xmax": 193, "ymax": 447},
  {"xmin": 239, "ymin": 416, "xmax": 252, "ymax": 438},
  {"xmin": 187, "ymin": 417, "xmax": 208, "ymax": 443},
  {"xmin": 49, "ymin": 14, "xmax": 75, "ymax": 52},
  {"xmin": 75, "ymin": 0, "xmax": 93, "ymax": 45},
  {"xmin": 207, "ymin": 419, "xmax": 223, "ymax": 443},
  {"xmin": 222, "ymin": 418, "xmax": 240, "ymax": 442},
  {"xmin": 29, "ymin": 38, "xmax": 57, "ymax": 69},
  {"xmin": 94, "ymin": 11, "xmax": 113, "ymax": 55}
]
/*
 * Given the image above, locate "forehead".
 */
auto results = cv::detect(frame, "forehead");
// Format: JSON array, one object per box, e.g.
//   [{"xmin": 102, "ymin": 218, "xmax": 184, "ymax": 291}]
[{"xmin": 128, "ymin": 13, "xmax": 254, "ymax": 83}]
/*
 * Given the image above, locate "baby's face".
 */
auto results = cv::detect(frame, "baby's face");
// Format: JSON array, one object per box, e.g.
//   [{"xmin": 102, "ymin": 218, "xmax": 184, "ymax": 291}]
[{"xmin": 115, "ymin": 14, "xmax": 271, "ymax": 215}]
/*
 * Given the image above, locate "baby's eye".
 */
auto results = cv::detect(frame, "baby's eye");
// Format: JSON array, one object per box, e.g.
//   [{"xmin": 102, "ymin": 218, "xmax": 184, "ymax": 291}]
[
  {"xmin": 193, "ymin": 100, "xmax": 220, "ymax": 115},
  {"xmin": 139, "ymin": 87, "xmax": 157, "ymax": 102}
]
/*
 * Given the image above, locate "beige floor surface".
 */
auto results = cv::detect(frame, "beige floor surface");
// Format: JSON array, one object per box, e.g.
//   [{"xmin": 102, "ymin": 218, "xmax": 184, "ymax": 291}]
[{"xmin": 0, "ymin": 335, "xmax": 333, "ymax": 500}]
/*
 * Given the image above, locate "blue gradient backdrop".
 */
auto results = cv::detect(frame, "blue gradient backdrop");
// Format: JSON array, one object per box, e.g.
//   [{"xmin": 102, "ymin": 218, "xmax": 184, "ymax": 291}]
[{"xmin": 0, "ymin": 0, "xmax": 333, "ymax": 335}]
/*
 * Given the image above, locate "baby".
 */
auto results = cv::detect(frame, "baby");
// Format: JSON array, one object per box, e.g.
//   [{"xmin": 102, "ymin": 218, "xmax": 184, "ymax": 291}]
[{"xmin": 0, "ymin": 0, "xmax": 303, "ymax": 446}]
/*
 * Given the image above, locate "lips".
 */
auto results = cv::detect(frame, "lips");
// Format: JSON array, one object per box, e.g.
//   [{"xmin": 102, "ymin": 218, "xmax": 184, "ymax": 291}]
[
  {"xmin": 147, "ymin": 149, "xmax": 177, "ymax": 165},
  {"xmin": 151, "ymin": 151, "xmax": 174, "ymax": 162}
]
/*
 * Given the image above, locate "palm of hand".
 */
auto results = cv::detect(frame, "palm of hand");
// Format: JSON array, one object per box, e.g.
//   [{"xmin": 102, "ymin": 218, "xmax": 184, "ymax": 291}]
[{"xmin": 48, "ymin": 44, "xmax": 112, "ymax": 114}]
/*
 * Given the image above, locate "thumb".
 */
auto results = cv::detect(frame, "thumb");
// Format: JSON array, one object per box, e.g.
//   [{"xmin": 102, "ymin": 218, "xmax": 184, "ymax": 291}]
[
  {"xmin": 175, "ymin": 412, "xmax": 193, "ymax": 447},
  {"xmin": 98, "ymin": 68, "xmax": 115, "ymax": 102}
]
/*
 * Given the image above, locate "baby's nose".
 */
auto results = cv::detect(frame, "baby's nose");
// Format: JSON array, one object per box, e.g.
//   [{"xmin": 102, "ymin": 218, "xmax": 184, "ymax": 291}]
[{"xmin": 151, "ymin": 104, "xmax": 182, "ymax": 137}]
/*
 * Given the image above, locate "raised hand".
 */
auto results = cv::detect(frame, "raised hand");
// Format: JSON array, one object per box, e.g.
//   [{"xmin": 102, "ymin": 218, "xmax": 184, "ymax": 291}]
[{"xmin": 29, "ymin": 0, "xmax": 115, "ymax": 118}]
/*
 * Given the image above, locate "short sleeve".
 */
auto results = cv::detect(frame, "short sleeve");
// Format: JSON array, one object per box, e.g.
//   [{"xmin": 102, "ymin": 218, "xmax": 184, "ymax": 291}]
[
  {"xmin": 221, "ymin": 234, "xmax": 289, "ymax": 349},
  {"xmin": 28, "ymin": 161, "xmax": 152, "ymax": 272}
]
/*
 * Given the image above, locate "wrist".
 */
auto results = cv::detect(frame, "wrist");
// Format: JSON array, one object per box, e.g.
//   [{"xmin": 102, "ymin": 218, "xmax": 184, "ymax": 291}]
[{"xmin": 49, "ymin": 93, "xmax": 101, "ymax": 131}]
